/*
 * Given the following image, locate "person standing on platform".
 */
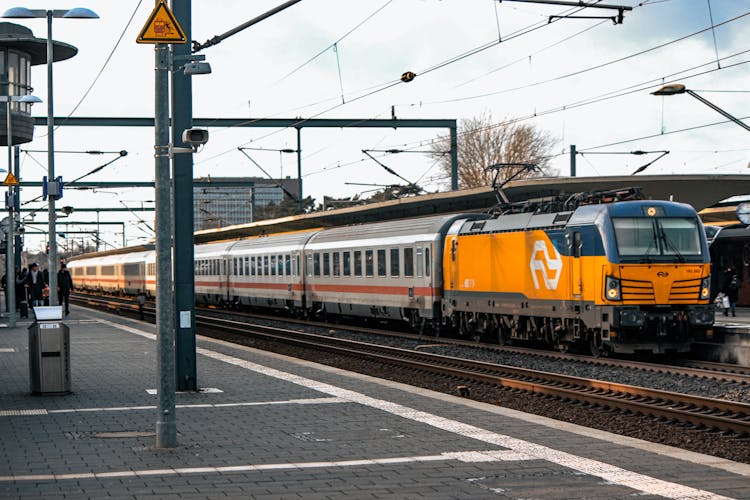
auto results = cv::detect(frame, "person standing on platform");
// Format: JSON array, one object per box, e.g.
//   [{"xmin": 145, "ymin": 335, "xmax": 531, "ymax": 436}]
[
  {"xmin": 16, "ymin": 267, "xmax": 28, "ymax": 317},
  {"xmin": 25, "ymin": 263, "xmax": 47, "ymax": 308},
  {"xmin": 723, "ymin": 266, "xmax": 740, "ymax": 317},
  {"xmin": 57, "ymin": 263, "xmax": 74, "ymax": 316}
]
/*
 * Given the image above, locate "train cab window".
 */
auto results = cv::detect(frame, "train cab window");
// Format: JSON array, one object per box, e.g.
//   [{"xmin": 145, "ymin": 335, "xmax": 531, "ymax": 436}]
[
  {"xmin": 343, "ymin": 251, "xmax": 351, "ymax": 276},
  {"xmin": 270, "ymin": 256, "xmax": 277, "ymax": 276},
  {"xmin": 390, "ymin": 248, "xmax": 400, "ymax": 277},
  {"xmin": 425, "ymin": 247, "xmax": 431, "ymax": 277},
  {"xmin": 314, "ymin": 253, "xmax": 321, "ymax": 276},
  {"xmin": 333, "ymin": 252, "xmax": 341, "ymax": 276},
  {"xmin": 365, "ymin": 250, "xmax": 374, "ymax": 277},
  {"xmin": 354, "ymin": 250, "xmax": 362, "ymax": 276},
  {"xmin": 404, "ymin": 247, "xmax": 414, "ymax": 277},
  {"xmin": 377, "ymin": 249, "xmax": 386, "ymax": 277}
]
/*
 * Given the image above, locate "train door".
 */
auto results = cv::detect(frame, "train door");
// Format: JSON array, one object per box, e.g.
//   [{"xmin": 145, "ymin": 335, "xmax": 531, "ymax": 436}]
[
  {"xmin": 449, "ymin": 236, "xmax": 459, "ymax": 289},
  {"xmin": 570, "ymin": 230, "xmax": 583, "ymax": 301},
  {"xmin": 221, "ymin": 257, "xmax": 230, "ymax": 302}
]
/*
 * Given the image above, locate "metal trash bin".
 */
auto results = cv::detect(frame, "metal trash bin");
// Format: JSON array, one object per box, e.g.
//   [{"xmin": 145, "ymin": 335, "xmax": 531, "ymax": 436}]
[{"xmin": 28, "ymin": 306, "xmax": 70, "ymax": 394}]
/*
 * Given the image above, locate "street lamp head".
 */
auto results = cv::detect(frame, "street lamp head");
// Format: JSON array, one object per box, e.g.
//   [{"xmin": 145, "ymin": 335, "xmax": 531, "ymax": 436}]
[
  {"xmin": 62, "ymin": 7, "xmax": 98, "ymax": 19},
  {"xmin": 2, "ymin": 7, "xmax": 98, "ymax": 19},
  {"xmin": 18, "ymin": 95, "xmax": 42, "ymax": 104},
  {"xmin": 2, "ymin": 7, "xmax": 39, "ymax": 18},
  {"xmin": 652, "ymin": 83, "xmax": 687, "ymax": 96}
]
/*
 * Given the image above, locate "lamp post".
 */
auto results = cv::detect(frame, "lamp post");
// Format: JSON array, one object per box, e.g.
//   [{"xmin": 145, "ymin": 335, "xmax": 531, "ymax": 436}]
[
  {"xmin": 652, "ymin": 83, "xmax": 750, "ymax": 133},
  {"xmin": 2, "ymin": 94, "xmax": 41, "ymax": 327},
  {"xmin": 3, "ymin": 6, "xmax": 98, "ymax": 307}
]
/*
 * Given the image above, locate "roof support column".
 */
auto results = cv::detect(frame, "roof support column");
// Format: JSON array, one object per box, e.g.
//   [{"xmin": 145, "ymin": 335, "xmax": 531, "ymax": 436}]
[{"xmin": 171, "ymin": 0, "xmax": 197, "ymax": 392}]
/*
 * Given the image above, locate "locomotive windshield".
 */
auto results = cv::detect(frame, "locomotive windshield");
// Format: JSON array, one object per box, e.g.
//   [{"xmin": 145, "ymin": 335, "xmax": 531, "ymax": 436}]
[{"xmin": 613, "ymin": 217, "xmax": 702, "ymax": 261}]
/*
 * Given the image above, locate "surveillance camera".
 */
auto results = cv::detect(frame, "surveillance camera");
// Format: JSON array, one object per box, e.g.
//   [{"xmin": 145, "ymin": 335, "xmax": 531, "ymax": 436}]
[
  {"xmin": 184, "ymin": 62, "xmax": 212, "ymax": 75},
  {"xmin": 61, "ymin": 206, "xmax": 74, "ymax": 215},
  {"xmin": 182, "ymin": 128, "xmax": 209, "ymax": 152}
]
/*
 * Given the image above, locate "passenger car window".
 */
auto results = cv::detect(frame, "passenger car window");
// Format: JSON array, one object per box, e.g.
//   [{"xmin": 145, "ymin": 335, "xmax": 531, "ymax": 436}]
[
  {"xmin": 365, "ymin": 250, "xmax": 374, "ymax": 277},
  {"xmin": 404, "ymin": 248, "xmax": 414, "ymax": 277},
  {"xmin": 390, "ymin": 248, "xmax": 400, "ymax": 277},
  {"xmin": 343, "ymin": 251, "xmax": 351, "ymax": 276},
  {"xmin": 377, "ymin": 249, "xmax": 386, "ymax": 277},
  {"xmin": 333, "ymin": 252, "xmax": 340, "ymax": 276},
  {"xmin": 354, "ymin": 251, "xmax": 362, "ymax": 276}
]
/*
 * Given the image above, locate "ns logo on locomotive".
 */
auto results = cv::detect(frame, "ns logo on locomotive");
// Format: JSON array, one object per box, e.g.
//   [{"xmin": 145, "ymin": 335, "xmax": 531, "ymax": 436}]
[{"xmin": 68, "ymin": 188, "xmax": 714, "ymax": 356}]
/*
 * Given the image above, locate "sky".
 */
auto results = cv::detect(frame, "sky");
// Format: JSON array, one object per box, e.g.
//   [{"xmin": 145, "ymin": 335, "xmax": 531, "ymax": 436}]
[{"xmin": 5, "ymin": 0, "xmax": 749, "ymax": 252}]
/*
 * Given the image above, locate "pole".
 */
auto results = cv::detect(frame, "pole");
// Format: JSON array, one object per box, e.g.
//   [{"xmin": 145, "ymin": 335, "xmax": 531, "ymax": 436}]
[
  {"xmin": 296, "ymin": 127, "xmax": 302, "ymax": 213},
  {"xmin": 6, "ymin": 99, "xmax": 16, "ymax": 328},
  {"xmin": 449, "ymin": 124, "xmax": 458, "ymax": 190},
  {"xmin": 13, "ymin": 145, "xmax": 21, "ymax": 271},
  {"xmin": 570, "ymin": 144, "xmax": 576, "ymax": 177},
  {"xmin": 155, "ymin": 40, "xmax": 176, "ymax": 448},
  {"xmin": 46, "ymin": 10, "xmax": 58, "ymax": 306},
  {"xmin": 172, "ymin": 0, "xmax": 197, "ymax": 392},
  {"xmin": 686, "ymin": 90, "xmax": 750, "ymax": 133}
]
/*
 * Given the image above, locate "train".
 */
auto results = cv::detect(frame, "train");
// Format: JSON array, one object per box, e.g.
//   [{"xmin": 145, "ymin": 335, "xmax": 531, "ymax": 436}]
[
  {"xmin": 68, "ymin": 188, "xmax": 715, "ymax": 355},
  {"xmin": 707, "ymin": 223, "xmax": 749, "ymax": 305}
]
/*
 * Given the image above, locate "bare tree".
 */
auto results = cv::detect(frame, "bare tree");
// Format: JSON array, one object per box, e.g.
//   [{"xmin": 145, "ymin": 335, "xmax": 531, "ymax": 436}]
[{"xmin": 430, "ymin": 112, "xmax": 557, "ymax": 189}]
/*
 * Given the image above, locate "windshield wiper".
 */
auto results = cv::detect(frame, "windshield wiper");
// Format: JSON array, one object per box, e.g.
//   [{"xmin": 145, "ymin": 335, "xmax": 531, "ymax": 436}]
[
  {"xmin": 639, "ymin": 226, "xmax": 658, "ymax": 263},
  {"xmin": 658, "ymin": 225, "xmax": 685, "ymax": 263}
]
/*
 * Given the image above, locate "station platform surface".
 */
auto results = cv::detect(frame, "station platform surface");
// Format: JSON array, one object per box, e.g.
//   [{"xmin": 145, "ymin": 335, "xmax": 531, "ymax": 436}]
[{"xmin": 1, "ymin": 307, "xmax": 749, "ymax": 499}]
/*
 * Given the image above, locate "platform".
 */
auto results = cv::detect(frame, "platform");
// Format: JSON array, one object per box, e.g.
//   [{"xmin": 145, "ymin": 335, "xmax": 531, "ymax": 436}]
[{"xmin": 1, "ymin": 307, "xmax": 749, "ymax": 498}]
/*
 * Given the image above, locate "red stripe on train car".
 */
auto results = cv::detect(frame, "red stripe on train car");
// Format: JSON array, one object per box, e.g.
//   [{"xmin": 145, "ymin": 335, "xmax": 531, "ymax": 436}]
[{"xmin": 310, "ymin": 284, "xmax": 439, "ymax": 296}]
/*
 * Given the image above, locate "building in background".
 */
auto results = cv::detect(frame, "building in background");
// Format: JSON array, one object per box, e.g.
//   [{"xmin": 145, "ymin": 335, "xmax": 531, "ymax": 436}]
[{"xmin": 193, "ymin": 176, "xmax": 299, "ymax": 230}]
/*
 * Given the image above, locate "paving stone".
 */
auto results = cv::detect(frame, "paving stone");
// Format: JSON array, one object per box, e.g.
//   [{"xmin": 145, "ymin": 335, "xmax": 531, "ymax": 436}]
[{"xmin": 1, "ymin": 310, "xmax": 748, "ymax": 498}]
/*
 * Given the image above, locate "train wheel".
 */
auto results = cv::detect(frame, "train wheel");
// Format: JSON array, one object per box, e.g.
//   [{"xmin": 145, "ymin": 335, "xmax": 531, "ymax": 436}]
[{"xmin": 589, "ymin": 331, "xmax": 604, "ymax": 358}]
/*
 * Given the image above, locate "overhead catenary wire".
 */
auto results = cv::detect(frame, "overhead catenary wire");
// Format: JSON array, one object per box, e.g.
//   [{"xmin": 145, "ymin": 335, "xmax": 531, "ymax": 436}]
[
  {"xmin": 376, "ymin": 50, "xmax": 750, "ymax": 159},
  {"xmin": 42, "ymin": 0, "xmax": 145, "ymax": 137},
  {"xmin": 197, "ymin": 1, "xmax": 601, "ymax": 165},
  {"xmin": 202, "ymin": 4, "xmax": 747, "ymax": 168},
  {"xmin": 272, "ymin": 0, "xmax": 394, "ymax": 85}
]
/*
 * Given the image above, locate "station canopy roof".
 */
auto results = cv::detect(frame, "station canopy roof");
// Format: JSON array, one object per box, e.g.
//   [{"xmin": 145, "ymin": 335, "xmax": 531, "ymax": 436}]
[{"xmin": 194, "ymin": 174, "xmax": 750, "ymax": 244}]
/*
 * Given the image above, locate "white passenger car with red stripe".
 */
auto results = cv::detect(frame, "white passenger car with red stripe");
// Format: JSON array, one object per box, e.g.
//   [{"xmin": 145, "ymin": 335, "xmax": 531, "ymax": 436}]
[
  {"xmin": 302, "ymin": 215, "xmax": 479, "ymax": 328},
  {"xmin": 68, "ymin": 250, "xmax": 153, "ymax": 295},
  {"xmin": 194, "ymin": 240, "xmax": 235, "ymax": 306},
  {"xmin": 225, "ymin": 230, "xmax": 315, "ymax": 313}
]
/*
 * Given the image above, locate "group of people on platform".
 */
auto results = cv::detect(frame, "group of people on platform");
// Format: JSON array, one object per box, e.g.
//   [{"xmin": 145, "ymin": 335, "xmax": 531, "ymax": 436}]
[{"xmin": 1, "ymin": 261, "xmax": 74, "ymax": 317}]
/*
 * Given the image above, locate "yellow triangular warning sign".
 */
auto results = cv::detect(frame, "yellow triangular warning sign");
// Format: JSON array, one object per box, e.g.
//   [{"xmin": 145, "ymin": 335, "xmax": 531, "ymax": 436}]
[
  {"xmin": 136, "ymin": 0, "xmax": 186, "ymax": 44},
  {"xmin": 2, "ymin": 171, "xmax": 18, "ymax": 186}
]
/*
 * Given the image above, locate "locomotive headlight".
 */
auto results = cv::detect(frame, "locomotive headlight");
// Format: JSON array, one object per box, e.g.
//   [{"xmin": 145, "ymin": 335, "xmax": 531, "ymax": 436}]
[
  {"xmin": 605, "ymin": 276, "xmax": 621, "ymax": 301},
  {"xmin": 700, "ymin": 276, "xmax": 711, "ymax": 300}
]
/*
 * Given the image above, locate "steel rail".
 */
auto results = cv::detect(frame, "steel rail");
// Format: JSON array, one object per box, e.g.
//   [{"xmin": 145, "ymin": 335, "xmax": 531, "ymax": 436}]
[
  {"xmin": 192, "ymin": 313, "xmax": 750, "ymax": 436},
  {"xmin": 71, "ymin": 291, "xmax": 750, "ymax": 386}
]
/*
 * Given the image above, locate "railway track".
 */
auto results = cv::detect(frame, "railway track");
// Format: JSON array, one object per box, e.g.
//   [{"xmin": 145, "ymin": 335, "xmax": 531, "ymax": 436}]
[
  {"xmin": 71, "ymin": 291, "xmax": 750, "ymax": 385},
  {"xmin": 72, "ymin": 292, "xmax": 750, "ymax": 437}
]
